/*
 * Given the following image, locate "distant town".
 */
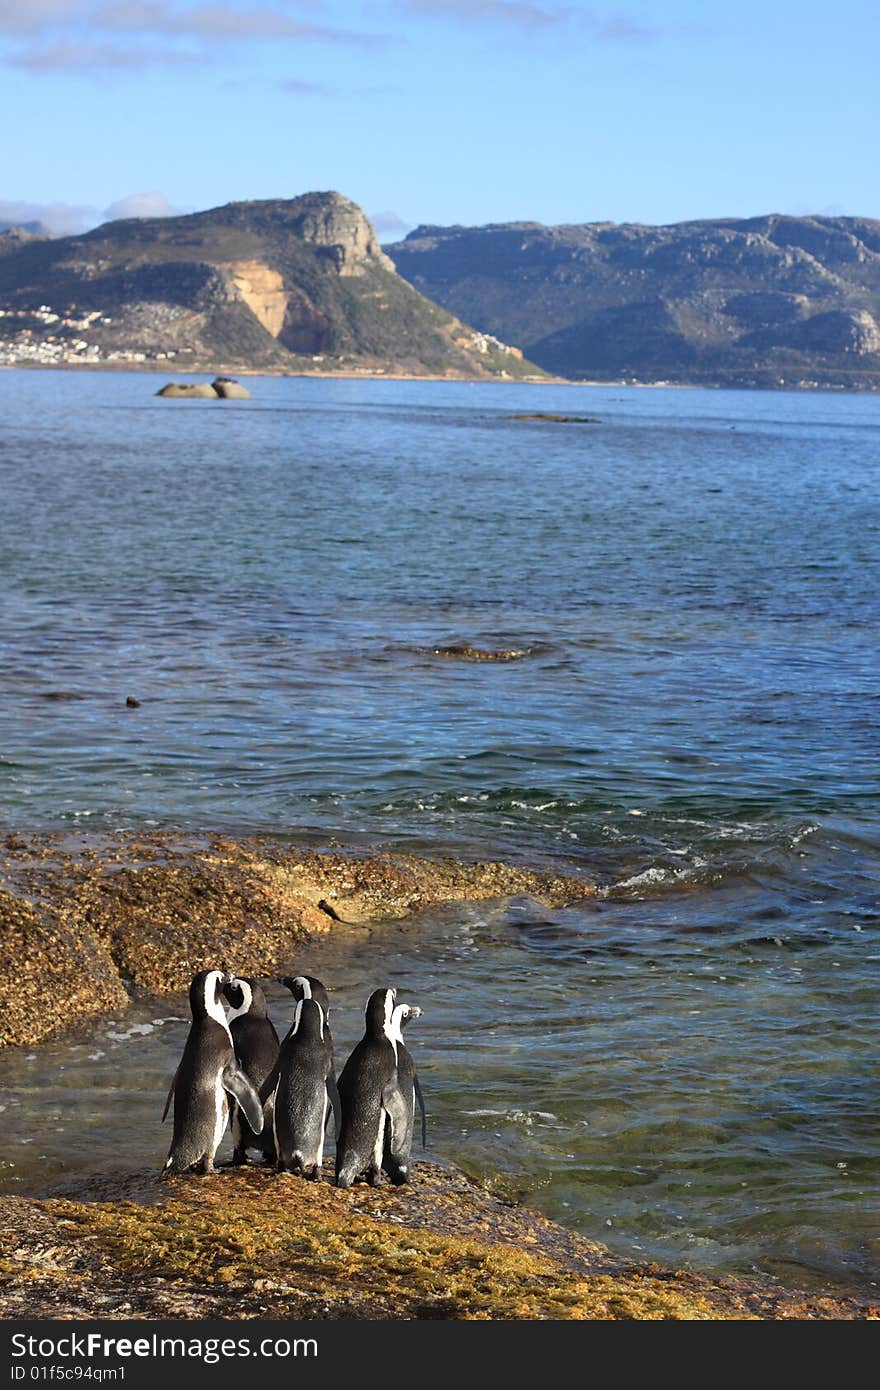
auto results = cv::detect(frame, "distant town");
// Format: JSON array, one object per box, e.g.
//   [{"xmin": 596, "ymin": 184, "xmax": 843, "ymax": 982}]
[{"xmin": 0, "ymin": 304, "xmax": 182, "ymax": 366}]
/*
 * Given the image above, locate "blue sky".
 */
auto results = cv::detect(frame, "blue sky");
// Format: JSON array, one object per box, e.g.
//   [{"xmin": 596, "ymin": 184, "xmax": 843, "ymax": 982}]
[{"xmin": 2, "ymin": 1, "xmax": 878, "ymax": 237}]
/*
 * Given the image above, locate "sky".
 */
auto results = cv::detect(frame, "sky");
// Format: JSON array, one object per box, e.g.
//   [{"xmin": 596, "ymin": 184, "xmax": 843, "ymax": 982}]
[{"xmin": 2, "ymin": 0, "xmax": 879, "ymax": 238}]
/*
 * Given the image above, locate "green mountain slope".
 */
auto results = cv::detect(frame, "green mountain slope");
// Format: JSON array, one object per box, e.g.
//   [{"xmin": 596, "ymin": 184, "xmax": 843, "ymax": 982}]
[
  {"xmin": 385, "ymin": 214, "xmax": 880, "ymax": 388},
  {"xmin": 0, "ymin": 193, "xmax": 538, "ymax": 379}
]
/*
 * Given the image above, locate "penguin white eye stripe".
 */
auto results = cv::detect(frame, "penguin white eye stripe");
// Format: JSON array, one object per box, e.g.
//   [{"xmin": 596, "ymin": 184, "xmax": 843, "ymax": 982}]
[
  {"xmin": 293, "ymin": 976, "xmax": 312, "ymax": 1000},
  {"xmin": 203, "ymin": 970, "xmax": 232, "ymax": 1040}
]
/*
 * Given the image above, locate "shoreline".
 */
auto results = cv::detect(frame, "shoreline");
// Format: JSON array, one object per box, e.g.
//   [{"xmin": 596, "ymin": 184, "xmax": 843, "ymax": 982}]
[
  {"xmin": 1, "ymin": 359, "xmax": 877, "ymax": 394},
  {"xmin": 2, "ymin": 830, "xmax": 875, "ymax": 1320},
  {"xmin": 0, "ymin": 829, "xmax": 594, "ymax": 1048},
  {"xmin": 1, "ymin": 1164, "xmax": 874, "ymax": 1321}
]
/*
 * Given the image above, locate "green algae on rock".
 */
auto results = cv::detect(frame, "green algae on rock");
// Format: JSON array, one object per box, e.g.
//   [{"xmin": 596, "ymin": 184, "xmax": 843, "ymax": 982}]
[{"xmin": 2, "ymin": 1165, "xmax": 873, "ymax": 1321}]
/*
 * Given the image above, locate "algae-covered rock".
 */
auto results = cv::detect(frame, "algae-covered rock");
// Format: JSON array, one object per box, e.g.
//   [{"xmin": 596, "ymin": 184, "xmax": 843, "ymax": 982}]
[
  {"xmin": 0, "ymin": 832, "xmax": 593, "ymax": 1044},
  {"xmin": 0, "ymin": 1165, "xmax": 872, "ymax": 1320},
  {"xmin": 0, "ymin": 889, "xmax": 128, "ymax": 1047}
]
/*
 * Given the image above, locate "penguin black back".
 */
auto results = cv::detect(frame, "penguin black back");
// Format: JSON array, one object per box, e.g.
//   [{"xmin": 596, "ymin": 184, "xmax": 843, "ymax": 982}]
[
  {"xmin": 162, "ymin": 968, "xmax": 264, "ymax": 1176},
  {"xmin": 222, "ymin": 975, "xmax": 279, "ymax": 1165},
  {"xmin": 335, "ymin": 987, "xmax": 399, "ymax": 1188},
  {"xmin": 263, "ymin": 983, "xmax": 339, "ymax": 1179}
]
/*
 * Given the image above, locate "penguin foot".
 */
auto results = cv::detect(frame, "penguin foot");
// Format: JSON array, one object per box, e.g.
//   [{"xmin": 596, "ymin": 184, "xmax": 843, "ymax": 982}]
[{"xmin": 231, "ymin": 1148, "xmax": 249, "ymax": 1166}]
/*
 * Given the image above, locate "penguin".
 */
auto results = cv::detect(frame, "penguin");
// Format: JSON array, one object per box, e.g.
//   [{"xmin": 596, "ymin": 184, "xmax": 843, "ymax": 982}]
[
  {"xmin": 260, "ymin": 978, "xmax": 340, "ymax": 1178},
  {"xmin": 279, "ymin": 973, "xmax": 336, "ymax": 1097},
  {"xmin": 161, "ymin": 968, "xmax": 264, "ymax": 1175},
  {"xmin": 221, "ymin": 975, "xmax": 279, "ymax": 1166},
  {"xmin": 396, "ymin": 1002, "xmax": 427, "ymax": 1149},
  {"xmin": 336, "ymin": 987, "xmax": 415, "ymax": 1189},
  {"xmin": 382, "ymin": 1002, "xmax": 426, "ymax": 1185}
]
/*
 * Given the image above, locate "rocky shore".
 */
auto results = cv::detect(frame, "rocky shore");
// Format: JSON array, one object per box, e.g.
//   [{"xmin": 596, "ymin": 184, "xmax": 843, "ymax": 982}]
[
  {"xmin": 2, "ymin": 831, "xmax": 875, "ymax": 1322},
  {"xmin": 2, "ymin": 1164, "xmax": 873, "ymax": 1320},
  {"xmin": 0, "ymin": 831, "xmax": 593, "ymax": 1048}
]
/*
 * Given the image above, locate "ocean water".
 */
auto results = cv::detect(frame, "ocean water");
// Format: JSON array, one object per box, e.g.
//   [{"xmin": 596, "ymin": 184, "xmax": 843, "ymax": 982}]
[{"xmin": 0, "ymin": 368, "xmax": 878, "ymax": 1293}]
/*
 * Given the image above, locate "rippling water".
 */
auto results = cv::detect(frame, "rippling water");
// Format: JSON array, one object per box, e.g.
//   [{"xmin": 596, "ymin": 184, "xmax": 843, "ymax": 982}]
[{"xmin": 0, "ymin": 369, "xmax": 878, "ymax": 1293}]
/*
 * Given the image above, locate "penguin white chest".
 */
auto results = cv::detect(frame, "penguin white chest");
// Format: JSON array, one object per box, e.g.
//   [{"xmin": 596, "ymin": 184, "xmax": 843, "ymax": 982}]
[
  {"xmin": 372, "ymin": 1110, "xmax": 387, "ymax": 1171},
  {"xmin": 212, "ymin": 1070, "xmax": 229, "ymax": 1158}
]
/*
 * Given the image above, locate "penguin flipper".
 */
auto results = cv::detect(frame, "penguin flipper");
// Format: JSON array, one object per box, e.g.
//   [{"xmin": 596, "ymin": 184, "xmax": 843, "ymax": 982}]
[
  {"xmin": 222, "ymin": 1064, "xmax": 264, "ymax": 1135},
  {"xmin": 414, "ymin": 1072, "xmax": 427, "ymax": 1149},
  {"xmin": 381, "ymin": 1079, "xmax": 413, "ymax": 1177},
  {"xmin": 326, "ymin": 1071, "xmax": 342, "ymax": 1138},
  {"xmin": 161, "ymin": 1067, "xmax": 179, "ymax": 1123}
]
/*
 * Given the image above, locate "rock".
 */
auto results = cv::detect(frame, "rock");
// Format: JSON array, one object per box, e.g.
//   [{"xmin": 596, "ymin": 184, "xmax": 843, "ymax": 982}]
[
  {"xmin": 155, "ymin": 382, "xmax": 218, "ymax": 399},
  {"xmin": 0, "ymin": 832, "xmax": 593, "ymax": 1045},
  {"xmin": 211, "ymin": 376, "xmax": 251, "ymax": 399},
  {"xmin": 288, "ymin": 191, "xmax": 394, "ymax": 276},
  {"xmin": 125, "ymin": 696, "xmax": 140, "ymax": 708},
  {"xmin": 510, "ymin": 413, "xmax": 600, "ymax": 424},
  {"xmin": 0, "ymin": 1165, "xmax": 872, "ymax": 1320},
  {"xmin": 427, "ymin": 644, "xmax": 530, "ymax": 662}
]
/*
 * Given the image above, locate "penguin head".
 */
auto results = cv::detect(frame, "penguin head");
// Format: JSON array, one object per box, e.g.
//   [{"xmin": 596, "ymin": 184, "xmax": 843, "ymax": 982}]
[
  {"xmin": 189, "ymin": 968, "xmax": 226, "ymax": 1023},
  {"xmin": 221, "ymin": 975, "xmax": 271, "ymax": 1021},
  {"xmin": 392, "ymin": 1002, "xmax": 423, "ymax": 1037},
  {"xmin": 365, "ymin": 987, "xmax": 396, "ymax": 1039},
  {"xmin": 222, "ymin": 976, "xmax": 251, "ymax": 1015},
  {"xmin": 279, "ymin": 974, "xmax": 331, "ymax": 1019}
]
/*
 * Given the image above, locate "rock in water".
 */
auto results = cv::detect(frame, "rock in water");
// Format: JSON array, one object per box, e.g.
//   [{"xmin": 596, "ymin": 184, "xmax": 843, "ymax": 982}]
[
  {"xmin": 156, "ymin": 382, "xmax": 218, "ymax": 398},
  {"xmin": 211, "ymin": 377, "xmax": 251, "ymax": 399}
]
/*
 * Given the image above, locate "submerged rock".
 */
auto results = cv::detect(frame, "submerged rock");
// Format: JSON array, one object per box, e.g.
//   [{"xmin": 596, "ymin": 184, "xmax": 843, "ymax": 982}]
[
  {"xmin": 391, "ymin": 643, "xmax": 534, "ymax": 662},
  {"xmin": 509, "ymin": 413, "xmax": 600, "ymax": 423},
  {"xmin": 429, "ymin": 644, "xmax": 530, "ymax": 662}
]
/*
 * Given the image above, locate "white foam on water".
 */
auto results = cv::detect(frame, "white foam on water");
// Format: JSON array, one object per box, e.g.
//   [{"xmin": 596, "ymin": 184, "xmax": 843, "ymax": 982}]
[
  {"xmin": 463, "ymin": 1108, "xmax": 558, "ymax": 1126},
  {"xmin": 613, "ymin": 866, "xmax": 676, "ymax": 889},
  {"xmin": 105, "ymin": 1023, "xmax": 155, "ymax": 1042}
]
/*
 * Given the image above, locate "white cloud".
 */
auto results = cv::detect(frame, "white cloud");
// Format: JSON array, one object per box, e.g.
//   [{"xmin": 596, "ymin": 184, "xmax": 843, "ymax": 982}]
[
  {"xmin": 0, "ymin": 1, "xmax": 390, "ymax": 71},
  {"xmin": 10, "ymin": 39, "xmax": 199, "ymax": 68},
  {"xmin": 102, "ymin": 191, "xmax": 181, "ymax": 220}
]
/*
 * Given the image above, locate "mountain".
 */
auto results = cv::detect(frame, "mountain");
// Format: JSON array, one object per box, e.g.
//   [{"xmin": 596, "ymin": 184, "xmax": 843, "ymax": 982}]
[
  {"xmin": 0, "ymin": 221, "xmax": 51, "ymax": 238},
  {"xmin": 0, "ymin": 192, "xmax": 538, "ymax": 379},
  {"xmin": 385, "ymin": 214, "xmax": 880, "ymax": 389}
]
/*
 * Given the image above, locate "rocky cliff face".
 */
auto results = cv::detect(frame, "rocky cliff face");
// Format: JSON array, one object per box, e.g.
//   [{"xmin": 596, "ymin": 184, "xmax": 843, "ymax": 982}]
[
  {"xmin": 386, "ymin": 214, "xmax": 880, "ymax": 388},
  {"xmin": 0, "ymin": 192, "xmax": 538, "ymax": 378},
  {"xmin": 279, "ymin": 190, "xmax": 394, "ymax": 274}
]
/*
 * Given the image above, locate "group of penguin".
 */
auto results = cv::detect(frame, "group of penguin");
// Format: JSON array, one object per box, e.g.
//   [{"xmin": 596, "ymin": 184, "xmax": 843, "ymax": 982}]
[{"xmin": 162, "ymin": 968, "xmax": 425, "ymax": 1188}]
